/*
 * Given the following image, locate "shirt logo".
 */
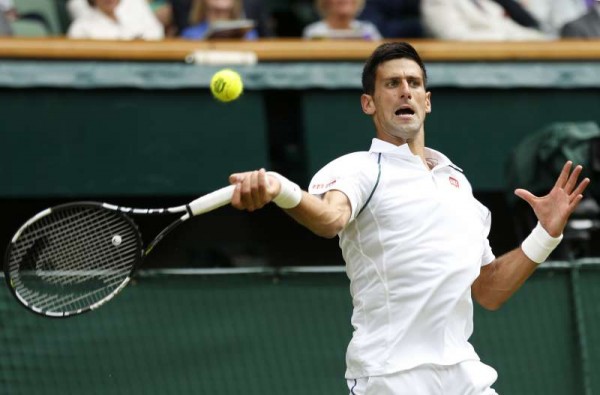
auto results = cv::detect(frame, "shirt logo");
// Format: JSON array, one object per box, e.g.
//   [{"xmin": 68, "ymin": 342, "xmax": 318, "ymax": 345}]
[
  {"xmin": 449, "ymin": 176, "xmax": 460, "ymax": 188},
  {"xmin": 311, "ymin": 179, "xmax": 337, "ymax": 190}
]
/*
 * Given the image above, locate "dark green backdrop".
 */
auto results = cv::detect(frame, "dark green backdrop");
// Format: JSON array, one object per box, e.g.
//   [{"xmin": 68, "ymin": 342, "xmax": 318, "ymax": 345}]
[
  {"xmin": 1, "ymin": 266, "xmax": 599, "ymax": 395},
  {"xmin": 1, "ymin": 59, "xmax": 599, "ymax": 394}
]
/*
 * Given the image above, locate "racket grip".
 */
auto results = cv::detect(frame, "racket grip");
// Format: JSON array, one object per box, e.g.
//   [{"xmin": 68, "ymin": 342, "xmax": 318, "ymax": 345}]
[{"xmin": 188, "ymin": 185, "xmax": 235, "ymax": 216}]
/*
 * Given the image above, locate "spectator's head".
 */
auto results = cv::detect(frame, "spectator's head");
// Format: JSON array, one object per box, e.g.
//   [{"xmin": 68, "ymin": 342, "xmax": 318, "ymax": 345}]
[
  {"xmin": 315, "ymin": 0, "xmax": 365, "ymax": 19},
  {"xmin": 362, "ymin": 41, "xmax": 428, "ymax": 95},
  {"xmin": 87, "ymin": 0, "xmax": 120, "ymax": 16},
  {"xmin": 189, "ymin": 0, "xmax": 243, "ymax": 24}
]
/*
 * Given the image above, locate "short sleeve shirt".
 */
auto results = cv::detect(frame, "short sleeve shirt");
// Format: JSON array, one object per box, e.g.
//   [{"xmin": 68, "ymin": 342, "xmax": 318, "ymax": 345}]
[{"xmin": 309, "ymin": 139, "xmax": 495, "ymax": 378}]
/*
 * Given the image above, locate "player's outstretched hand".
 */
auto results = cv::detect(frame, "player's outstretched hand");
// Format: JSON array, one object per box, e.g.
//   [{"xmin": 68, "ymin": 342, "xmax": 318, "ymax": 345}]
[
  {"xmin": 229, "ymin": 169, "xmax": 281, "ymax": 212},
  {"xmin": 514, "ymin": 161, "xmax": 590, "ymax": 237}
]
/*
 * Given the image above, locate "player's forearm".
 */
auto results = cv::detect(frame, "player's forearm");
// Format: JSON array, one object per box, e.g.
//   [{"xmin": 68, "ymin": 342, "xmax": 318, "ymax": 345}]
[
  {"xmin": 284, "ymin": 191, "xmax": 351, "ymax": 239},
  {"xmin": 473, "ymin": 220, "xmax": 565, "ymax": 310},
  {"xmin": 472, "ymin": 248, "xmax": 538, "ymax": 310}
]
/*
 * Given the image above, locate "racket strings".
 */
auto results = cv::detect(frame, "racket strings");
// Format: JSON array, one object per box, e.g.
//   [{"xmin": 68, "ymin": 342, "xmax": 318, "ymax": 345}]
[
  {"xmin": 8, "ymin": 206, "xmax": 141, "ymax": 314},
  {"xmin": 36, "ymin": 209, "xmax": 135, "ymax": 282},
  {"xmin": 12, "ymin": 208, "xmax": 131, "ymax": 279}
]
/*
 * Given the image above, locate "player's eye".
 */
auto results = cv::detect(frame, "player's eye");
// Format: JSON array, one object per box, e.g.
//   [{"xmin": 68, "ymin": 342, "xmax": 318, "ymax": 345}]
[{"xmin": 408, "ymin": 79, "xmax": 421, "ymax": 88}]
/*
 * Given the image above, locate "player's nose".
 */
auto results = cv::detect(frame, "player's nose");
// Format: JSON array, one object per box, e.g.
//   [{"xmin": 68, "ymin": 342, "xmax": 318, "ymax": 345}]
[{"xmin": 398, "ymin": 80, "xmax": 411, "ymax": 98}]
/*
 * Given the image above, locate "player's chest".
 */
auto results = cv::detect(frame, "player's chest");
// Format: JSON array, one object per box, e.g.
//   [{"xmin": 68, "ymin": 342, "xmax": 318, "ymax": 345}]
[{"xmin": 373, "ymin": 170, "xmax": 484, "ymax": 234}]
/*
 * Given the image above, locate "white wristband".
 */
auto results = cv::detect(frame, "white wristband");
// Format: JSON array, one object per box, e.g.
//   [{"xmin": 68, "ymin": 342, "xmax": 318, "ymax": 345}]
[
  {"xmin": 267, "ymin": 171, "xmax": 302, "ymax": 209},
  {"xmin": 521, "ymin": 222, "xmax": 563, "ymax": 264}
]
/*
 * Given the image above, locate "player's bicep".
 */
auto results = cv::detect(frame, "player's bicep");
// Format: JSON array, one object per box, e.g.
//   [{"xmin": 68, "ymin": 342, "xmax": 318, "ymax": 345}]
[
  {"xmin": 288, "ymin": 189, "xmax": 353, "ymax": 238},
  {"xmin": 322, "ymin": 189, "xmax": 353, "ymax": 228}
]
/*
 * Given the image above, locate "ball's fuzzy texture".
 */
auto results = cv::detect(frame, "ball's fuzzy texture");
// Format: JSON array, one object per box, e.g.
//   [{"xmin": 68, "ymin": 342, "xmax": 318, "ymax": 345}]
[{"xmin": 210, "ymin": 69, "xmax": 243, "ymax": 102}]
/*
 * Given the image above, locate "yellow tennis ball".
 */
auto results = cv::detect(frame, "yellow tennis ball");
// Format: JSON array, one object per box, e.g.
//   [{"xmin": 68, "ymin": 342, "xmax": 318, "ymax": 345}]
[{"xmin": 210, "ymin": 69, "xmax": 243, "ymax": 102}]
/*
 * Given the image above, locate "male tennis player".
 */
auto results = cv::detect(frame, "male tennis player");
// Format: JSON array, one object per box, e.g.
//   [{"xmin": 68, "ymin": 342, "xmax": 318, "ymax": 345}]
[{"xmin": 229, "ymin": 42, "xmax": 590, "ymax": 394}]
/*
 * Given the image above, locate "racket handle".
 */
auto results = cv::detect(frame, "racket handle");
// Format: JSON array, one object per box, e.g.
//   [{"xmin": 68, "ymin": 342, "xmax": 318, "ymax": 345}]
[{"xmin": 188, "ymin": 185, "xmax": 235, "ymax": 216}]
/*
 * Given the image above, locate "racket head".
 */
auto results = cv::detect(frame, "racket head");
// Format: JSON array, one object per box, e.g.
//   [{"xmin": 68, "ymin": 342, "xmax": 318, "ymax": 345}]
[{"xmin": 4, "ymin": 202, "xmax": 143, "ymax": 318}]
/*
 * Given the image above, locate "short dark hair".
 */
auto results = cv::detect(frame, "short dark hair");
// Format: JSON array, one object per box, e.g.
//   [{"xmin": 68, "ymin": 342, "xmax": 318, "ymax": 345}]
[{"xmin": 361, "ymin": 42, "xmax": 428, "ymax": 95}]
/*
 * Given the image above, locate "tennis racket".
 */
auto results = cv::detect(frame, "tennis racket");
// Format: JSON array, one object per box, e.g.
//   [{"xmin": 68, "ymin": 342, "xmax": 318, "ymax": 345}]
[{"xmin": 3, "ymin": 185, "xmax": 235, "ymax": 318}]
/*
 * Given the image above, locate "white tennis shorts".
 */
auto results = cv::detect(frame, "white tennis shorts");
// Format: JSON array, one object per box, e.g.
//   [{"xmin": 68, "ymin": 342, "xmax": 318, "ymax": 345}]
[{"xmin": 347, "ymin": 360, "xmax": 499, "ymax": 395}]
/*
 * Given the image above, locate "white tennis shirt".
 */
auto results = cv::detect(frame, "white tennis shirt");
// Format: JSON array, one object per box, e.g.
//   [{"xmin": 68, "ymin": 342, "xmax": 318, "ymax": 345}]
[{"xmin": 308, "ymin": 139, "xmax": 495, "ymax": 379}]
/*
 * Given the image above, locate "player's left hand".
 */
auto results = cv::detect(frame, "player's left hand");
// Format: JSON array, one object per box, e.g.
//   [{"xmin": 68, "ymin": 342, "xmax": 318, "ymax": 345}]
[
  {"xmin": 514, "ymin": 161, "xmax": 590, "ymax": 237},
  {"xmin": 229, "ymin": 168, "xmax": 281, "ymax": 212}
]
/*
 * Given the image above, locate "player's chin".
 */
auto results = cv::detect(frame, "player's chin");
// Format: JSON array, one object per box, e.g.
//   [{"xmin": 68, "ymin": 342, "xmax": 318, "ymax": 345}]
[{"xmin": 391, "ymin": 124, "xmax": 419, "ymax": 139}]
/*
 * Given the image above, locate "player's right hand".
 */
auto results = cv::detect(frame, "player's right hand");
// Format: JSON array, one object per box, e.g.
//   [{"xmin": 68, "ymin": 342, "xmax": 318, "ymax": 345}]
[{"xmin": 229, "ymin": 169, "xmax": 281, "ymax": 212}]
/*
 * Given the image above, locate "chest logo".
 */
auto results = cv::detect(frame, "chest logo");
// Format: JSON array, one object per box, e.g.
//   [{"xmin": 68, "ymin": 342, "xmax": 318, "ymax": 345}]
[{"xmin": 449, "ymin": 176, "xmax": 460, "ymax": 188}]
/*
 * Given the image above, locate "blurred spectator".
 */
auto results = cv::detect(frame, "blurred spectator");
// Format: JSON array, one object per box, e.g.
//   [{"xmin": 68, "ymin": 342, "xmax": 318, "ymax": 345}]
[
  {"xmin": 0, "ymin": 0, "xmax": 15, "ymax": 35},
  {"xmin": 421, "ymin": 0, "xmax": 548, "ymax": 40},
  {"xmin": 172, "ymin": 0, "xmax": 272, "ymax": 36},
  {"xmin": 67, "ymin": 0, "xmax": 171, "ymax": 36},
  {"xmin": 68, "ymin": 0, "xmax": 164, "ymax": 39},
  {"xmin": 148, "ymin": 0, "xmax": 176, "ymax": 36},
  {"xmin": 181, "ymin": 0, "xmax": 259, "ymax": 39},
  {"xmin": 561, "ymin": 0, "xmax": 600, "ymax": 37},
  {"xmin": 358, "ymin": 0, "xmax": 423, "ymax": 38},
  {"xmin": 303, "ymin": 0, "xmax": 382, "ymax": 40},
  {"xmin": 0, "ymin": 13, "xmax": 11, "ymax": 36},
  {"xmin": 0, "ymin": 0, "xmax": 15, "ymax": 19},
  {"xmin": 492, "ymin": 0, "xmax": 540, "ymax": 28},
  {"xmin": 516, "ymin": 0, "xmax": 588, "ymax": 36}
]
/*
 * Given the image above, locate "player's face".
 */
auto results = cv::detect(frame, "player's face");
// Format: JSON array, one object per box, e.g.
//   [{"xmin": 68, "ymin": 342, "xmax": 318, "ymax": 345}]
[{"xmin": 361, "ymin": 58, "xmax": 431, "ymax": 145}]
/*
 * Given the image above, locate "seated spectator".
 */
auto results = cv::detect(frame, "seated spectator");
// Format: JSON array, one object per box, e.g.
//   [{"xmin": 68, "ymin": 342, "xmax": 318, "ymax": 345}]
[
  {"xmin": 515, "ymin": 0, "xmax": 588, "ymax": 36},
  {"xmin": 561, "ymin": 0, "xmax": 600, "ymax": 37},
  {"xmin": 148, "ymin": 0, "xmax": 176, "ymax": 36},
  {"xmin": 492, "ymin": 0, "xmax": 540, "ymax": 29},
  {"xmin": 0, "ymin": 12, "xmax": 11, "ymax": 36},
  {"xmin": 170, "ymin": 0, "xmax": 272, "ymax": 36},
  {"xmin": 358, "ymin": 0, "xmax": 423, "ymax": 38},
  {"xmin": 67, "ymin": 0, "xmax": 164, "ymax": 39},
  {"xmin": 303, "ymin": 0, "xmax": 382, "ymax": 40},
  {"xmin": 0, "ymin": 0, "xmax": 15, "ymax": 35},
  {"xmin": 421, "ymin": 0, "xmax": 548, "ymax": 40},
  {"xmin": 181, "ymin": 0, "xmax": 259, "ymax": 39}
]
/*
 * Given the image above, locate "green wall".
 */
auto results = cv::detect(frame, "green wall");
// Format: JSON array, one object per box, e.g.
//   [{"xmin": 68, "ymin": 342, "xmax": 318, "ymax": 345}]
[
  {"xmin": 0, "ymin": 88, "xmax": 269, "ymax": 197},
  {"xmin": 1, "ymin": 267, "xmax": 599, "ymax": 395}
]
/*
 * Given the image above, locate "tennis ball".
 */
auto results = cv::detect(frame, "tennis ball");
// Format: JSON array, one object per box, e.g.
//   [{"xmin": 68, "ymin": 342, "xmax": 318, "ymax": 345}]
[{"xmin": 210, "ymin": 69, "xmax": 243, "ymax": 102}]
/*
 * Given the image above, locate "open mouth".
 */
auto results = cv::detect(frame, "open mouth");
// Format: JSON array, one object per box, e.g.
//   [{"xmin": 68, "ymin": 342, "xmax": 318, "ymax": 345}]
[{"xmin": 395, "ymin": 107, "xmax": 415, "ymax": 118}]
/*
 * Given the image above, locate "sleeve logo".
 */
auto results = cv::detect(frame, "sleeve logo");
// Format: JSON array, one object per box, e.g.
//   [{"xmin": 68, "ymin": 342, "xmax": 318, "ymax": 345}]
[
  {"xmin": 449, "ymin": 176, "xmax": 460, "ymax": 188},
  {"xmin": 311, "ymin": 179, "xmax": 337, "ymax": 190}
]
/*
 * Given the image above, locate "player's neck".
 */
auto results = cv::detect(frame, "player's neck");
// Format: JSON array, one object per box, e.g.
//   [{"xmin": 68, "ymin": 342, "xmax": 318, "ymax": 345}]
[
  {"xmin": 407, "ymin": 140, "xmax": 429, "ymax": 170},
  {"xmin": 378, "ymin": 132, "xmax": 428, "ymax": 170}
]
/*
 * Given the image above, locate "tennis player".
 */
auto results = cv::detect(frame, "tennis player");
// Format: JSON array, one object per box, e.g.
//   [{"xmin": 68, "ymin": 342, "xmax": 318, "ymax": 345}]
[{"xmin": 229, "ymin": 42, "xmax": 590, "ymax": 394}]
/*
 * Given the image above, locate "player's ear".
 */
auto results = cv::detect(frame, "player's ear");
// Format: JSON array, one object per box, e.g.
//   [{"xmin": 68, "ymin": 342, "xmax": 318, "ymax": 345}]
[
  {"xmin": 361, "ymin": 94, "xmax": 375, "ymax": 115},
  {"xmin": 425, "ymin": 91, "xmax": 432, "ymax": 114}
]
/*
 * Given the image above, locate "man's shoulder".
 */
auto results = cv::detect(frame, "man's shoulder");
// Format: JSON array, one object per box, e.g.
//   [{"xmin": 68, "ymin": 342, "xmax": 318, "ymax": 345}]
[
  {"xmin": 324, "ymin": 151, "xmax": 377, "ymax": 169},
  {"xmin": 309, "ymin": 152, "xmax": 379, "ymax": 194},
  {"xmin": 311, "ymin": 152, "xmax": 377, "ymax": 181}
]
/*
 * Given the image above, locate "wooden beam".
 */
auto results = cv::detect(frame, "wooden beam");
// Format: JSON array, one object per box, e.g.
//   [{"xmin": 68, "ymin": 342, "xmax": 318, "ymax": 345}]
[{"xmin": 0, "ymin": 38, "xmax": 599, "ymax": 61}]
